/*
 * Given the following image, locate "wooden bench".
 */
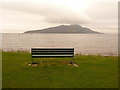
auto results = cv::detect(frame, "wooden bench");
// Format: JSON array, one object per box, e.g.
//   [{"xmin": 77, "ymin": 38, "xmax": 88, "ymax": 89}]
[{"xmin": 31, "ymin": 47, "xmax": 74, "ymax": 64}]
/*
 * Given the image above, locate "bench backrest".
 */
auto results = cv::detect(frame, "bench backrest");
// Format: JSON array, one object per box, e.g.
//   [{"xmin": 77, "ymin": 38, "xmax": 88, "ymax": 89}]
[{"xmin": 31, "ymin": 48, "xmax": 74, "ymax": 58}]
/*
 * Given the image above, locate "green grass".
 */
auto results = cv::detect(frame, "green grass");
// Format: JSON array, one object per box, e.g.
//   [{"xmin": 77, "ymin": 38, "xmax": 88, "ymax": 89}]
[{"xmin": 2, "ymin": 51, "xmax": 118, "ymax": 88}]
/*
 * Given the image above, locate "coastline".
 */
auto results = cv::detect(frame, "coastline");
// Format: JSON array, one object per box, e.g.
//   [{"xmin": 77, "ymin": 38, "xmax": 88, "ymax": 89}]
[{"xmin": 1, "ymin": 50, "xmax": 118, "ymax": 56}]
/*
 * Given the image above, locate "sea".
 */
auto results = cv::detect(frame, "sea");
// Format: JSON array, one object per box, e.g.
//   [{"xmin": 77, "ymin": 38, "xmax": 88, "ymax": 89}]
[{"xmin": 1, "ymin": 33, "xmax": 118, "ymax": 56}]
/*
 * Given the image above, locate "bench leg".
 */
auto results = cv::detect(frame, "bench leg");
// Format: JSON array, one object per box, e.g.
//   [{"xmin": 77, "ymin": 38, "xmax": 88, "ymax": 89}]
[
  {"xmin": 69, "ymin": 57, "xmax": 74, "ymax": 65},
  {"xmin": 72, "ymin": 57, "xmax": 74, "ymax": 64},
  {"xmin": 31, "ymin": 58, "xmax": 33, "ymax": 64}
]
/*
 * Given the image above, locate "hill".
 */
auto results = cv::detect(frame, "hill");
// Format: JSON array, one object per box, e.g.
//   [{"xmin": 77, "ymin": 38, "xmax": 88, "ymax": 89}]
[{"xmin": 24, "ymin": 24, "xmax": 101, "ymax": 34}]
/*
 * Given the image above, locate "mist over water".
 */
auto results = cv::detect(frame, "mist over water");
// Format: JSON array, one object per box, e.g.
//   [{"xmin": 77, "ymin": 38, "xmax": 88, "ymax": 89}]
[{"xmin": 2, "ymin": 33, "xmax": 118, "ymax": 56}]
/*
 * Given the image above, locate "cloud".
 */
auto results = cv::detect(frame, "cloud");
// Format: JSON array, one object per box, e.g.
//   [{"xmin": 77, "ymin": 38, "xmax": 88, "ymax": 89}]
[
  {"xmin": 84, "ymin": 1, "xmax": 117, "ymax": 32},
  {"xmin": 0, "ymin": 1, "xmax": 118, "ymax": 33},
  {"xmin": 1, "ymin": 2, "xmax": 90, "ymax": 24},
  {"xmin": 44, "ymin": 9, "xmax": 90, "ymax": 24}
]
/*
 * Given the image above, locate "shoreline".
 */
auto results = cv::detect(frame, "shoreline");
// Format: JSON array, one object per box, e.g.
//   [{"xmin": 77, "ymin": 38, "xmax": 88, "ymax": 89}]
[{"xmin": 1, "ymin": 49, "xmax": 118, "ymax": 56}]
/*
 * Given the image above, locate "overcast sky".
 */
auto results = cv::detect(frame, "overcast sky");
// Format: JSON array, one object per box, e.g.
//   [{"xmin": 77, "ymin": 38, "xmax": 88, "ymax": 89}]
[{"xmin": 0, "ymin": 0, "xmax": 118, "ymax": 33}]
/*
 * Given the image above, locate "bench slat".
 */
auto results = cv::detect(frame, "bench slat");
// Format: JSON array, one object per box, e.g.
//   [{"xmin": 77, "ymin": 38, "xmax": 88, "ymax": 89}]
[
  {"xmin": 32, "ymin": 55, "xmax": 73, "ymax": 58},
  {"xmin": 32, "ymin": 49, "xmax": 74, "ymax": 51},
  {"xmin": 32, "ymin": 51, "xmax": 73, "ymax": 53},
  {"xmin": 32, "ymin": 52, "xmax": 73, "ymax": 55},
  {"xmin": 32, "ymin": 48, "xmax": 74, "ymax": 50},
  {"xmin": 32, "ymin": 52, "xmax": 73, "ymax": 53},
  {"xmin": 32, "ymin": 55, "xmax": 73, "ymax": 56},
  {"xmin": 32, "ymin": 53, "xmax": 73, "ymax": 55},
  {"xmin": 32, "ymin": 56, "xmax": 73, "ymax": 58}
]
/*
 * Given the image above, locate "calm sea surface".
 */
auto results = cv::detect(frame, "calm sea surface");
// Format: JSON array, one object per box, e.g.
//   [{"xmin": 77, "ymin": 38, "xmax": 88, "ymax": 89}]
[{"xmin": 2, "ymin": 33, "xmax": 118, "ymax": 56}]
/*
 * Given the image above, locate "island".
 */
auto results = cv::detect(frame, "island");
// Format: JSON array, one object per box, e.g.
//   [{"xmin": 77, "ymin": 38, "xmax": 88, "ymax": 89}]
[{"xmin": 24, "ymin": 24, "xmax": 102, "ymax": 34}]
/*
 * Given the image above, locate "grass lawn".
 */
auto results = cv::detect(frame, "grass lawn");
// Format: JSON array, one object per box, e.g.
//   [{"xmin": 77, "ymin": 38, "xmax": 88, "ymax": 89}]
[{"xmin": 2, "ymin": 51, "xmax": 118, "ymax": 88}]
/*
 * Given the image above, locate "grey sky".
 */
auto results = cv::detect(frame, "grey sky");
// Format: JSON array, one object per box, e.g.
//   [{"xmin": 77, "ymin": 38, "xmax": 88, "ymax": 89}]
[{"xmin": 0, "ymin": 0, "xmax": 118, "ymax": 33}]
